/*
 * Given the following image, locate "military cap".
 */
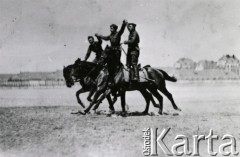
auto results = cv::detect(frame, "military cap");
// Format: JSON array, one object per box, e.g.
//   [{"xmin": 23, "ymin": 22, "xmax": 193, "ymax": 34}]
[
  {"xmin": 88, "ymin": 36, "xmax": 94, "ymax": 40},
  {"xmin": 128, "ymin": 23, "xmax": 136, "ymax": 28},
  {"xmin": 110, "ymin": 24, "xmax": 118, "ymax": 30}
]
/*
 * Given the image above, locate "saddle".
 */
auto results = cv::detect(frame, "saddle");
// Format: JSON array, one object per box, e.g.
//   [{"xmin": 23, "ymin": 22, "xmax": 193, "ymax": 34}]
[{"xmin": 122, "ymin": 66, "xmax": 150, "ymax": 83}]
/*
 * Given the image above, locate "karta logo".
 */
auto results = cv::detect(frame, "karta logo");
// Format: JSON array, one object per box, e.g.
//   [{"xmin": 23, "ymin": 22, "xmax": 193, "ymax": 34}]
[{"xmin": 142, "ymin": 128, "xmax": 239, "ymax": 156}]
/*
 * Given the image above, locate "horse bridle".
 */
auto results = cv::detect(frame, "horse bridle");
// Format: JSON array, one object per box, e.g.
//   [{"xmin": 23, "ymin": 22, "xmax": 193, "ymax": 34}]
[{"xmin": 70, "ymin": 66, "xmax": 82, "ymax": 82}]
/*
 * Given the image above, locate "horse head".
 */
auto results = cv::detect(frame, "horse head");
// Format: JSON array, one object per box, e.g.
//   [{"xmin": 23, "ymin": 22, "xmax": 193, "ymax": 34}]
[
  {"xmin": 63, "ymin": 65, "xmax": 76, "ymax": 88},
  {"xmin": 63, "ymin": 59, "xmax": 97, "ymax": 87}
]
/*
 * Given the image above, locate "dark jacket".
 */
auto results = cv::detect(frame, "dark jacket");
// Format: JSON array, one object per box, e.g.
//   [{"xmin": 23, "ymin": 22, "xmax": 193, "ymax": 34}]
[
  {"xmin": 85, "ymin": 37, "xmax": 103, "ymax": 61},
  {"xmin": 124, "ymin": 30, "xmax": 140, "ymax": 49},
  {"xmin": 99, "ymin": 22, "xmax": 127, "ymax": 48}
]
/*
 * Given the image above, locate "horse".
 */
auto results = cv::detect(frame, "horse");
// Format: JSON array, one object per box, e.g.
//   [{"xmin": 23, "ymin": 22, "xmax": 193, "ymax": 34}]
[
  {"xmin": 63, "ymin": 60, "xmax": 114, "ymax": 113},
  {"xmin": 83, "ymin": 45, "xmax": 181, "ymax": 115},
  {"xmin": 63, "ymin": 59, "xmax": 160, "ymax": 114}
]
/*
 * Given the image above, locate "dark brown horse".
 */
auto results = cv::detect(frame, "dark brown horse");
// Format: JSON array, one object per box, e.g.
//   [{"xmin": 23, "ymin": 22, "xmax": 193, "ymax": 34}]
[
  {"xmin": 63, "ymin": 59, "xmax": 160, "ymax": 114},
  {"xmin": 83, "ymin": 46, "xmax": 181, "ymax": 115}
]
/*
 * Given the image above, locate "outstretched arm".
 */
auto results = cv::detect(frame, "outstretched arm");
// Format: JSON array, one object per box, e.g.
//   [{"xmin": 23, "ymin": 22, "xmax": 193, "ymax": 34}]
[
  {"xmin": 96, "ymin": 33, "xmax": 110, "ymax": 41},
  {"xmin": 95, "ymin": 34, "xmax": 103, "ymax": 44},
  {"xmin": 96, "ymin": 36, "xmax": 102, "ymax": 44},
  {"xmin": 118, "ymin": 20, "xmax": 128, "ymax": 36}
]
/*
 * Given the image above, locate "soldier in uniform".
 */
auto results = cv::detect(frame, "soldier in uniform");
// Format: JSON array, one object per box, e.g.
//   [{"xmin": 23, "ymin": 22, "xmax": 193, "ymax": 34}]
[
  {"xmin": 124, "ymin": 23, "xmax": 140, "ymax": 81},
  {"xmin": 95, "ymin": 20, "xmax": 128, "ymax": 85},
  {"xmin": 83, "ymin": 35, "xmax": 103, "ymax": 102},
  {"xmin": 84, "ymin": 35, "xmax": 103, "ymax": 64}
]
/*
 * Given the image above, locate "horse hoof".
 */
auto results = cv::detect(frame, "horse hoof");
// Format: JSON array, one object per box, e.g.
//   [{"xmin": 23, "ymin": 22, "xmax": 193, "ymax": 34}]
[
  {"xmin": 84, "ymin": 109, "xmax": 89, "ymax": 114},
  {"xmin": 92, "ymin": 110, "xmax": 101, "ymax": 115},
  {"xmin": 175, "ymin": 108, "xmax": 181, "ymax": 111},
  {"xmin": 163, "ymin": 112, "xmax": 169, "ymax": 115},
  {"xmin": 158, "ymin": 112, "xmax": 163, "ymax": 115},
  {"xmin": 87, "ymin": 98, "xmax": 92, "ymax": 102},
  {"xmin": 173, "ymin": 113, "xmax": 179, "ymax": 116},
  {"xmin": 79, "ymin": 111, "xmax": 86, "ymax": 115},
  {"xmin": 109, "ymin": 110, "xmax": 115, "ymax": 114},
  {"xmin": 120, "ymin": 112, "xmax": 127, "ymax": 117},
  {"xmin": 141, "ymin": 111, "xmax": 149, "ymax": 115},
  {"xmin": 71, "ymin": 110, "xmax": 85, "ymax": 115}
]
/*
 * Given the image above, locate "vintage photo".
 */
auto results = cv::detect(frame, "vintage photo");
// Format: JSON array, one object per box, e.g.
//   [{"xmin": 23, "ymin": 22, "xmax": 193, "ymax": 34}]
[{"xmin": 0, "ymin": 0, "xmax": 240, "ymax": 156}]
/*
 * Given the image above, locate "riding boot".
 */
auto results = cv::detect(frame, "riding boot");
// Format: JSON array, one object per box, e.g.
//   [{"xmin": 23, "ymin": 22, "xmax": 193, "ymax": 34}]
[{"xmin": 133, "ymin": 65, "xmax": 139, "ymax": 81}]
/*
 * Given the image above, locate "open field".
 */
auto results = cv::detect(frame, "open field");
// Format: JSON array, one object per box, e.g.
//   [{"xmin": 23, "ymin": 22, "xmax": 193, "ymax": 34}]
[{"xmin": 0, "ymin": 81, "xmax": 240, "ymax": 157}]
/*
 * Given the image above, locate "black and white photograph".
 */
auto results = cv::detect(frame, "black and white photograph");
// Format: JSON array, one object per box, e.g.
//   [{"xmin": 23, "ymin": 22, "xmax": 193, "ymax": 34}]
[{"xmin": 0, "ymin": 0, "xmax": 240, "ymax": 156}]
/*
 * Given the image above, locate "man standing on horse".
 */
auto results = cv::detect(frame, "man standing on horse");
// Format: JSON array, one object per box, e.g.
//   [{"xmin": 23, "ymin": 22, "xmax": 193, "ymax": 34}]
[
  {"xmin": 80, "ymin": 35, "xmax": 103, "ymax": 102},
  {"xmin": 95, "ymin": 20, "xmax": 128, "ymax": 85},
  {"xmin": 84, "ymin": 35, "xmax": 103, "ymax": 64},
  {"xmin": 124, "ymin": 23, "xmax": 140, "ymax": 81}
]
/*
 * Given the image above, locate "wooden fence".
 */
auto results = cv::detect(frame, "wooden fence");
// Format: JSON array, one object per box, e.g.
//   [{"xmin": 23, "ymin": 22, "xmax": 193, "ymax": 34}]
[{"xmin": 0, "ymin": 80, "xmax": 66, "ymax": 88}]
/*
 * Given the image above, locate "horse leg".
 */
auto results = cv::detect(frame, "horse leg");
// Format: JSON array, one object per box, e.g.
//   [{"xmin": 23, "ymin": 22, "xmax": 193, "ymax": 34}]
[
  {"xmin": 159, "ymin": 86, "xmax": 181, "ymax": 111},
  {"xmin": 92, "ymin": 93, "xmax": 104, "ymax": 110},
  {"xmin": 93, "ymin": 89, "xmax": 112, "ymax": 110},
  {"xmin": 148, "ymin": 92, "xmax": 160, "ymax": 108},
  {"xmin": 106, "ymin": 95, "xmax": 115, "ymax": 112},
  {"xmin": 84, "ymin": 90, "xmax": 102, "ymax": 113},
  {"xmin": 148, "ymin": 87, "xmax": 163, "ymax": 115},
  {"xmin": 120, "ymin": 91, "xmax": 126, "ymax": 114},
  {"xmin": 87, "ymin": 87, "xmax": 95, "ymax": 102},
  {"xmin": 139, "ymin": 90, "xmax": 151, "ymax": 114},
  {"xmin": 92, "ymin": 88, "xmax": 111, "ymax": 110},
  {"xmin": 92, "ymin": 88, "xmax": 115, "ymax": 114},
  {"xmin": 76, "ymin": 88, "xmax": 88, "ymax": 108}
]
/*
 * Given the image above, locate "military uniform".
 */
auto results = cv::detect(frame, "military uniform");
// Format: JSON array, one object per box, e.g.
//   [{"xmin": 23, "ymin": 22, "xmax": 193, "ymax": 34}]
[
  {"xmin": 98, "ymin": 22, "xmax": 127, "ymax": 65},
  {"xmin": 84, "ymin": 37, "xmax": 103, "ymax": 64},
  {"xmin": 125, "ymin": 29, "xmax": 140, "ymax": 81},
  {"xmin": 97, "ymin": 21, "xmax": 127, "ymax": 84}
]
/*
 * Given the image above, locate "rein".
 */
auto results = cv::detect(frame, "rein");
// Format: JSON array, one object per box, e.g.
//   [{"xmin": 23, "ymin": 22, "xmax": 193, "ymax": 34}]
[{"xmin": 120, "ymin": 44, "xmax": 127, "ymax": 56}]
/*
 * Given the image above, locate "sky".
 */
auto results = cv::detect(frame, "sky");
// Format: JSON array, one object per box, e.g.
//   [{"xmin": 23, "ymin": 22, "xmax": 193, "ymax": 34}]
[{"xmin": 0, "ymin": 0, "xmax": 240, "ymax": 73}]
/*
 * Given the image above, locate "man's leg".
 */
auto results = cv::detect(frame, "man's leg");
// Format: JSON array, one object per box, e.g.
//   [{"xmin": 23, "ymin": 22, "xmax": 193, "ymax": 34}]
[
  {"xmin": 131, "ymin": 51, "xmax": 139, "ymax": 81},
  {"xmin": 87, "ymin": 87, "xmax": 95, "ymax": 102},
  {"xmin": 126, "ymin": 51, "xmax": 131, "ymax": 68},
  {"xmin": 113, "ymin": 49, "xmax": 122, "ymax": 68}
]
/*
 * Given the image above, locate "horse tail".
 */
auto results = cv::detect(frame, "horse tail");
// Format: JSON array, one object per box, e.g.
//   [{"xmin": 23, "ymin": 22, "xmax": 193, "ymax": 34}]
[{"xmin": 157, "ymin": 69, "xmax": 177, "ymax": 82}]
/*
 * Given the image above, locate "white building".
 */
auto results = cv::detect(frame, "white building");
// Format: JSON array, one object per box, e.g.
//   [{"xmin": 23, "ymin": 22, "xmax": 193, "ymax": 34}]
[{"xmin": 217, "ymin": 55, "xmax": 240, "ymax": 74}]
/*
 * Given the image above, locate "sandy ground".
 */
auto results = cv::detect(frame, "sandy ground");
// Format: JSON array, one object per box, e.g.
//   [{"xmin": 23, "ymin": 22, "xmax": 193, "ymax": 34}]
[{"xmin": 0, "ymin": 81, "xmax": 240, "ymax": 157}]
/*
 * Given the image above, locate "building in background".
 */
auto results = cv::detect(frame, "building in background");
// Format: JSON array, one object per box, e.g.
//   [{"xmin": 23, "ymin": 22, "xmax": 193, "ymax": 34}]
[
  {"xmin": 174, "ymin": 58, "xmax": 196, "ymax": 69},
  {"xmin": 217, "ymin": 55, "xmax": 240, "ymax": 74},
  {"xmin": 195, "ymin": 60, "xmax": 217, "ymax": 71}
]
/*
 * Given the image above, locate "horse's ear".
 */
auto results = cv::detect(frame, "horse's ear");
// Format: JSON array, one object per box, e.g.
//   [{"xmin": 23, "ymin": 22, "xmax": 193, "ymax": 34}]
[
  {"xmin": 75, "ymin": 58, "xmax": 81, "ymax": 64},
  {"xmin": 105, "ymin": 45, "xmax": 109, "ymax": 48},
  {"xmin": 63, "ymin": 66, "xmax": 65, "ymax": 69}
]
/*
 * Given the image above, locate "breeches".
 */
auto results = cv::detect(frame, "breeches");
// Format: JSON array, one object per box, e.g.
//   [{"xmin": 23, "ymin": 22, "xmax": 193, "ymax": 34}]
[{"xmin": 127, "ymin": 50, "xmax": 139, "ymax": 66}]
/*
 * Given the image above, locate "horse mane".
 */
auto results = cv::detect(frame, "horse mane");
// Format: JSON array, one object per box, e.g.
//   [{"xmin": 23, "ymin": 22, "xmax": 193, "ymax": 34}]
[
  {"xmin": 78, "ymin": 61, "xmax": 97, "ymax": 71},
  {"xmin": 75, "ymin": 61, "xmax": 101, "ymax": 80}
]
